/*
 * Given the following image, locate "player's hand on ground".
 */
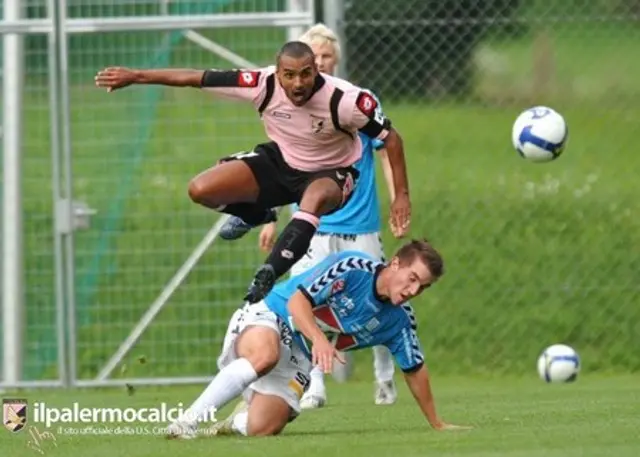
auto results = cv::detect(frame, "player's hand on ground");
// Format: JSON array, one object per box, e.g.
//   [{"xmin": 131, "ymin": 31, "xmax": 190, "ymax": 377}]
[
  {"xmin": 259, "ymin": 223, "xmax": 278, "ymax": 252},
  {"xmin": 95, "ymin": 67, "xmax": 136, "ymax": 92},
  {"xmin": 311, "ymin": 336, "xmax": 345, "ymax": 374},
  {"xmin": 432, "ymin": 421, "xmax": 473, "ymax": 431},
  {"xmin": 390, "ymin": 193, "xmax": 411, "ymax": 238}
]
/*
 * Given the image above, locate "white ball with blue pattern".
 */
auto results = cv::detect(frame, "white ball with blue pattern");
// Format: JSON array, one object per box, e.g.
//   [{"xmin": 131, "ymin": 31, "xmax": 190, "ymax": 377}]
[
  {"xmin": 512, "ymin": 106, "xmax": 568, "ymax": 162},
  {"xmin": 537, "ymin": 344, "xmax": 580, "ymax": 383}
]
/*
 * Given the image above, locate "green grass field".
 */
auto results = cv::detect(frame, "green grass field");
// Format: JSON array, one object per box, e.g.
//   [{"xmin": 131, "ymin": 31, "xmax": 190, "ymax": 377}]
[{"xmin": 2, "ymin": 375, "xmax": 639, "ymax": 456}]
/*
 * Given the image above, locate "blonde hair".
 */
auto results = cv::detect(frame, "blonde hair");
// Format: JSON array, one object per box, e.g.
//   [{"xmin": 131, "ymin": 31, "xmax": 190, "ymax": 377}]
[{"xmin": 298, "ymin": 23, "xmax": 341, "ymax": 62}]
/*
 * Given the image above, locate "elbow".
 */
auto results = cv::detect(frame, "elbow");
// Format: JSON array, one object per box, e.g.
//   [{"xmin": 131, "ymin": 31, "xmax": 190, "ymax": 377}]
[
  {"xmin": 286, "ymin": 301, "xmax": 296, "ymax": 317},
  {"xmin": 286, "ymin": 293, "xmax": 301, "ymax": 319}
]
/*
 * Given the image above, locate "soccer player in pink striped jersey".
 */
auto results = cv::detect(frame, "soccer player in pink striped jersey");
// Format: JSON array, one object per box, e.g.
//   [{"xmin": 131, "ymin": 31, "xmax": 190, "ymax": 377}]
[{"xmin": 94, "ymin": 41, "xmax": 411, "ymax": 305}]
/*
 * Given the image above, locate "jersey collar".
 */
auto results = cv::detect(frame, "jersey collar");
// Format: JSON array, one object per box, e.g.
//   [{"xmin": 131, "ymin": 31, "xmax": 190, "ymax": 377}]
[
  {"xmin": 308, "ymin": 73, "xmax": 326, "ymax": 100},
  {"xmin": 373, "ymin": 264, "xmax": 392, "ymax": 304}
]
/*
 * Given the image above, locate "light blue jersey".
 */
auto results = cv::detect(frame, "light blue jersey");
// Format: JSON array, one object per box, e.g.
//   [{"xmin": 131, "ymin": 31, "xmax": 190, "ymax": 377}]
[
  {"xmin": 292, "ymin": 91, "xmax": 386, "ymax": 235},
  {"xmin": 263, "ymin": 251, "xmax": 425, "ymax": 373}
]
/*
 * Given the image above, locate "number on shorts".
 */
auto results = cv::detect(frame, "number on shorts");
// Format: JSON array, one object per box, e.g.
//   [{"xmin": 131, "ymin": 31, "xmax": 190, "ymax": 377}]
[{"xmin": 294, "ymin": 371, "xmax": 311, "ymax": 392}]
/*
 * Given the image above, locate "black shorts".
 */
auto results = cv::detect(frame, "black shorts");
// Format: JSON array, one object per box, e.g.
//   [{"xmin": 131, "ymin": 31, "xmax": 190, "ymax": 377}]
[{"xmin": 219, "ymin": 141, "xmax": 360, "ymax": 214}]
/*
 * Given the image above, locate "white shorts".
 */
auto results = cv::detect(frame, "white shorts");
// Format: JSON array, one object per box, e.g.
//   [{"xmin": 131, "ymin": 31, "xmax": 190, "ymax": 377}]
[
  {"xmin": 217, "ymin": 301, "xmax": 312, "ymax": 417},
  {"xmin": 290, "ymin": 231, "xmax": 385, "ymax": 276}
]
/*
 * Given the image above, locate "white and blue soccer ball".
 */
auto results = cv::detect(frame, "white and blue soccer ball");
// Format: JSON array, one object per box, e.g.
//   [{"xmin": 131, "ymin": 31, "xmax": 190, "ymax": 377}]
[
  {"xmin": 537, "ymin": 344, "xmax": 580, "ymax": 383},
  {"xmin": 512, "ymin": 106, "xmax": 568, "ymax": 162}
]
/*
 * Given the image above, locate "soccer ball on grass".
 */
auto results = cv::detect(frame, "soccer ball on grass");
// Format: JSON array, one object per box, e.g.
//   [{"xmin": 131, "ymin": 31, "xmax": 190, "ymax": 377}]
[
  {"xmin": 512, "ymin": 106, "xmax": 568, "ymax": 162},
  {"xmin": 537, "ymin": 344, "xmax": 580, "ymax": 383}
]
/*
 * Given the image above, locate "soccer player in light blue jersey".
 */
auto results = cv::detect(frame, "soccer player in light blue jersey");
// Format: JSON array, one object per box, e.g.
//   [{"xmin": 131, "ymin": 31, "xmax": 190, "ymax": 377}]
[
  {"xmin": 166, "ymin": 240, "xmax": 470, "ymax": 438},
  {"xmin": 221, "ymin": 23, "xmax": 405, "ymax": 408}
]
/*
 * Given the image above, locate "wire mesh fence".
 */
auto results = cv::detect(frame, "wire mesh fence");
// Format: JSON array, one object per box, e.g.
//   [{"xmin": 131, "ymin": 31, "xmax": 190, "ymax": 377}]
[
  {"xmin": 340, "ymin": 0, "xmax": 640, "ymax": 374},
  {"xmin": 68, "ymin": 1, "xmax": 306, "ymax": 383},
  {"xmin": 7, "ymin": 0, "xmax": 311, "ymax": 385}
]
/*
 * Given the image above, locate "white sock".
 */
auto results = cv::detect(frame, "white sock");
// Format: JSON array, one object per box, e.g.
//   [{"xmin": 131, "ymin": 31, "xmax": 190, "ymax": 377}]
[
  {"xmin": 373, "ymin": 346, "xmax": 395, "ymax": 383},
  {"xmin": 179, "ymin": 358, "xmax": 257, "ymax": 426},
  {"xmin": 231, "ymin": 411, "xmax": 248, "ymax": 436},
  {"xmin": 308, "ymin": 365, "xmax": 325, "ymax": 394}
]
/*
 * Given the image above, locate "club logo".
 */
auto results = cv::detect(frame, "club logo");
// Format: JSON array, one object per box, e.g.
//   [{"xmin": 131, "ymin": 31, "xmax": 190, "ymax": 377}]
[
  {"xmin": 310, "ymin": 115, "xmax": 326, "ymax": 134},
  {"xmin": 331, "ymin": 279, "xmax": 345, "ymax": 295},
  {"xmin": 3, "ymin": 398, "xmax": 27, "ymax": 433}
]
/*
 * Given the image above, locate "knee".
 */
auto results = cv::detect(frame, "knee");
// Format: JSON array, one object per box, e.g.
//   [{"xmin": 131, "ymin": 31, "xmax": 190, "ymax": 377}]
[
  {"xmin": 236, "ymin": 330, "xmax": 280, "ymax": 376},
  {"xmin": 187, "ymin": 175, "xmax": 226, "ymax": 208},
  {"xmin": 247, "ymin": 421, "xmax": 286, "ymax": 437},
  {"xmin": 187, "ymin": 177, "xmax": 208, "ymax": 204},
  {"xmin": 246, "ymin": 349, "xmax": 279, "ymax": 376}
]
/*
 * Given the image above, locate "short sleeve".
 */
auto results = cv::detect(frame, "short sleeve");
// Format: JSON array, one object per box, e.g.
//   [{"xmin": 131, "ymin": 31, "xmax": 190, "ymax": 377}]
[
  {"xmin": 345, "ymin": 89, "xmax": 392, "ymax": 141},
  {"xmin": 385, "ymin": 308, "xmax": 425, "ymax": 372},
  {"xmin": 372, "ymin": 138, "xmax": 385, "ymax": 150},
  {"xmin": 360, "ymin": 91, "xmax": 386, "ymax": 150}
]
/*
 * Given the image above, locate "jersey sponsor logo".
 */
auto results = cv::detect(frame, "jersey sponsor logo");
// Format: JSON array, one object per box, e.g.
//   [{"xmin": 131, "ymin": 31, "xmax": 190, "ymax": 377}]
[
  {"xmin": 336, "ymin": 295, "xmax": 356, "ymax": 317},
  {"xmin": 288, "ymin": 371, "xmax": 311, "ymax": 399},
  {"xmin": 365, "ymin": 317, "xmax": 380, "ymax": 332},
  {"xmin": 237, "ymin": 70, "xmax": 259, "ymax": 87},
  {"xmin": 272, "ymin": 110, "xmax": 291, "ymax": 119},
  {"xmin": 356, "ymin": 91, "xmax": 378, "ymax": 117},
  {"xmin": 277, "ymin": 318, "xmax": 293, "ymax": 348}
]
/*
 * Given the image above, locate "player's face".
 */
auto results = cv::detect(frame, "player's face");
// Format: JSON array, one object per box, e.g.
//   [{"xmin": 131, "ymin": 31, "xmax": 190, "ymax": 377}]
[
  {"xmin": 388, "ymin": 257, "xmax": 435, "ymax": 305},
  {"xmin": 310, "ymin": 42, "xmax": 337, "ymax": 75},
  {"xmin": 277, "ymin": 55, "xmax": 318, "ymax": 106}
]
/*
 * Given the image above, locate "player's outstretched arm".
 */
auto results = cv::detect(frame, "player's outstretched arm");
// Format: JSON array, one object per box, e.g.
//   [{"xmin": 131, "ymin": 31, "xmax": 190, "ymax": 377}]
[
  {"xmin": 287, "ymin": 290, "xmax": 345, "ymax": 373},
  {"xmin": 348, "ymin": 90, "xmax": 411, "ymax": 238},
  {"xmin": 383, "ymin": 128, "xmax": 412, "ymax": 238},
  {"xmin": 404, "ymin": 365, "xmax": 472, "ymax": 431},
  {"xmin": 95, "ymin": 67, "xmax": 205, "ymax": 92}
]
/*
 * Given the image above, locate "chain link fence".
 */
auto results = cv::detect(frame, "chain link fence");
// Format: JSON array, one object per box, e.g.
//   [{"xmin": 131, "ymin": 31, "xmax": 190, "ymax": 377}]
[
  {"xmin": 3, "ymin": 0, "xmax": 313, "ymax": 386},
  {"xmin": 333, "ymin": 0, "xmax": 640, "ymax": 374}
]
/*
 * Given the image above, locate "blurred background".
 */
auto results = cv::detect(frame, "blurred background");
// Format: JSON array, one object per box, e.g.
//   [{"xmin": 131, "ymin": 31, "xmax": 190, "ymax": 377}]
[{"xmin": 1, "ymin": 0, "xmax": 638, "ymax": 389}]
